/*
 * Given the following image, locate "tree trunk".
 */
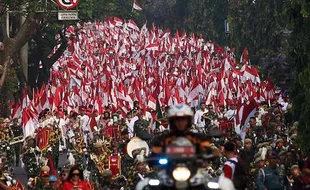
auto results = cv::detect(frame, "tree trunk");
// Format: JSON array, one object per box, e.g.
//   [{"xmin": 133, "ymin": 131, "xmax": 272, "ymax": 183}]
[
  {"xmin": 0, "ymin": 12, "xmax": 38, "ymax": 90},
  {"xmin": 20, "ymin": 5, "xmax": 28, "ymax": 81},
  {"xmin": 0, "ymin": 55, "xmax": 11, "ymax": 89}
]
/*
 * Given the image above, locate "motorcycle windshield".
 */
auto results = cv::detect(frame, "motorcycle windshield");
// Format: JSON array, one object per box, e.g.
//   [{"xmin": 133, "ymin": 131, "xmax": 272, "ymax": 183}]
[{"xmin": 165, "ymin": 137, "xmax": 196, "ymax": 159}]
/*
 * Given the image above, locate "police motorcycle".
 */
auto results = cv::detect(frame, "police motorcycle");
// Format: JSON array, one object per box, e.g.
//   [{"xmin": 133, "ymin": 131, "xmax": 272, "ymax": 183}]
[{"xmin": 136, "ymin": 136, "xmax": 221, "ymax": 190}]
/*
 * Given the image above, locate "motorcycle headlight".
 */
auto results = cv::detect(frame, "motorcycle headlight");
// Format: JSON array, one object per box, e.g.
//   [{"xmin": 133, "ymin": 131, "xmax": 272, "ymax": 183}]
[
  {"xmin": 207, "ymin": 182, "xmax": 220, "ymax": 189},
  {"xmin": 172, "ymin": 167, "xmax": 191, "ymax": 181},
  {"xmin": 158, "ymin": 158, "xmax": 168, "ymax": 165},
  {"xmin": 148, "ymin": 179, "xmax": 160, "ymax": 186}
]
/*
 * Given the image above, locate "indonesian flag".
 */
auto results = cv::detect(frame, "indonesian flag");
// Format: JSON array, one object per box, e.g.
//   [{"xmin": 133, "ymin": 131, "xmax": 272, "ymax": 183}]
[
  {"xmin": 145, "ymin": 43, "xmax": 159, "ymax": 51},
  {"xmin": 148, "ymin": 95, "xmax": 156, "ymax": 110},
  {"xmin": 234, "ymin": 98, "xmax": 258, "ymax": 135},
  {"xmin": 240, "ymin": 47, "xmax": 249, "ymax": 65},
  {"xmin": 89, "ymin": 115, "xmax": 98, "ymax": 132},
  {"xmin": 133, "ymin": 0, "xmax": 142, "ymax": 11},
  {"xmin": 22, "ymin": 109, "xmax": 36, "ymax": 138}
]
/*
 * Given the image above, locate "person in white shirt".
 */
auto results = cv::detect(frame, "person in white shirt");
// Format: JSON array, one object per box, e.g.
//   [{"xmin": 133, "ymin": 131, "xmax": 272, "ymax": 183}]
[
  {"xmin": 194, "ymin": 103, "xmax": 208, "ymax": 133},
  {"xmin": 225, "ymin": 103, "xmax": 237, "ymax": 120},
  {"xmin": 53, "ymin": 110, "xmax": 67, "ymax": 150},
  {"xmin": 126, "ymin": 110, "xmax": 139, "ymax": 138},
  {"xmin": 78, "ymin": 107, "xmax": 93, "ymax": 145}
]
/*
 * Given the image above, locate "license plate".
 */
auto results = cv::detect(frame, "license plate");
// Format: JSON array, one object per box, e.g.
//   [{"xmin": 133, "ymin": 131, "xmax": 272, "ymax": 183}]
[{"xmin": 166, "ymin": 146, "xmax": 195, "ymax": 155}]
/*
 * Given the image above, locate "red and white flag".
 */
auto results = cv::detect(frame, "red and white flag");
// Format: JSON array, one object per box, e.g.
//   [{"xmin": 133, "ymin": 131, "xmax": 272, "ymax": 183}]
[
  {"xmin": 147, "ymin": 95, "xmax": 156, "ymax": 110},
  {"xmin": 234, "ymin": 98, "xmax": 258, "ymax": 134},
  {"xmin": 133, "ymin": 0, "xmax": 142, "ymax": 11}
]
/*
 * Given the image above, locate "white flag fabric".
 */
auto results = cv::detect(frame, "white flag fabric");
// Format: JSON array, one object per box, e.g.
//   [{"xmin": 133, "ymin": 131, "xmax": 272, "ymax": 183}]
[{"xmin": 133, "ymin": 0, "xmax": 142, "ymax": 11}]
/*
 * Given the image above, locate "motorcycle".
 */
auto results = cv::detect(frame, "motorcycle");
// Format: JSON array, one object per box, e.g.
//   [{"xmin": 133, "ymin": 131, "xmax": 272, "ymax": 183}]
[{"xmin": 136, "ymin": 137, "xmax": 221, "ymax": 190}]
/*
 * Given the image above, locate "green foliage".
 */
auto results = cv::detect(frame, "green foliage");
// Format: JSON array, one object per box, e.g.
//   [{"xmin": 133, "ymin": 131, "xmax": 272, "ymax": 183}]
[
  {"xmin": 183, "ymin": 0, "xmax": 229, "ymax": 44},
  {"xmin": 91, "ymin": 0, "xmax": 146, "ymax": 25},
  {"xmin": 286, "ymin": 0, "xmax": 310, "ymax": 154}
]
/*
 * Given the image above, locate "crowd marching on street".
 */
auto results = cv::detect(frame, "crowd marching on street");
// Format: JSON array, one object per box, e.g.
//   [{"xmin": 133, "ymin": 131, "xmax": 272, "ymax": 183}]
[{"xmin": 0, "ymin": 18, "xmax": 309, "ymax": 190}]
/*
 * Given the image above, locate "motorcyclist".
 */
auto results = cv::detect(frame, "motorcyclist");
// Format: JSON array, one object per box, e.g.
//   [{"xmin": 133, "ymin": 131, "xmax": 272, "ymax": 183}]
[{"xmin": 150, "ymin": 104, "xmax": 213, "ymax": 167}]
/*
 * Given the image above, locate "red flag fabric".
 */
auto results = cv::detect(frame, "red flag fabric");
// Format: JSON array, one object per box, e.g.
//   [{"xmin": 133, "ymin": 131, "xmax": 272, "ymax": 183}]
[{"xmin": 89, "ymin": 115, "xmax": 98, "ymax": 132}]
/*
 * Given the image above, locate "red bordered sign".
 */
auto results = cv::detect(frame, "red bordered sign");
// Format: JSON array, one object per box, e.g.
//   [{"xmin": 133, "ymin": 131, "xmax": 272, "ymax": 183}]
[{"xmin": 56, "ymin": 0, "xmax": 80, "ymax": 9}]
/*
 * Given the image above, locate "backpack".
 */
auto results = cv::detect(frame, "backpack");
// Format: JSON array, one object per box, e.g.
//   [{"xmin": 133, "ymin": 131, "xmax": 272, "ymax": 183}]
[{"xmin": 228, "ymin": 159, "xmax": 247, "ymax": 189}]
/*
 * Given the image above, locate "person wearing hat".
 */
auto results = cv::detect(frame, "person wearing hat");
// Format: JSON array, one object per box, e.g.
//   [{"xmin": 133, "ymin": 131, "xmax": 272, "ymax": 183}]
[
  {"xmin": 132, "ymin": 161, "xmax": 148, "ymax": 188},
  {"xmin": 240, "ymin": 138, "xmax": 255, "ymax": 175},
  {"xmin": 9, "ymin": 118, "xmax": 23, "ymax": 166},
  {"xmin": 31, "ymin": 166, "xmax": 54, "ymax": 190},
  {"xmin": 89, "ymin": 140, "xmax": 109, "ymax": 189},
  {"xmin": 22, "ymin": 136, "xmax": 41, "ymax": 178},
  {"xmin": 274, "ymin": 138, "xmax": 285, "ymax": 154},
  {"xmin": 49, "ymin": 175, "xmax": 57, "ymax": 189},
  {"xmin": 256, "ymin": 152, "xmax": 287, "ymax": 190}
]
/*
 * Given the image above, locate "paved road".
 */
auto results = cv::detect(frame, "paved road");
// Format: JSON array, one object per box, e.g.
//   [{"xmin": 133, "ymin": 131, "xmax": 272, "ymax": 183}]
[{"xmin": 13, "ymin": 151, "xmax": 68, "ymax": 189}]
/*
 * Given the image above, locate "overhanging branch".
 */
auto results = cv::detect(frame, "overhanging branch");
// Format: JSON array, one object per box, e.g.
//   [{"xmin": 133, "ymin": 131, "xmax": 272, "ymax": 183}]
[
  {"xmin": 11, "ymin": 12, "xmax": 40, "ymax": 54},
  {"xmin": 0, "ymin": 14, "xmax": 8, "ymax": 41}
]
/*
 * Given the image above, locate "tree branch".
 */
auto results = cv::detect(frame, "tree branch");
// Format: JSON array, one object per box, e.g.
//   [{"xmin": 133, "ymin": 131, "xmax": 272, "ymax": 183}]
[
  {"xmin": 0, "ymin": 55, "xmax": 10, "ymax": 89},
  {"xmin": 11, "ymin": 12, "xmax": 40, "ymax": 54},
  {"xmin": 0, "ymin": 14, "xmax": 8, "ymax": 41},
  {"xmin": 48, "ymin": 39, "xmax": 67, "ymax": 65}
]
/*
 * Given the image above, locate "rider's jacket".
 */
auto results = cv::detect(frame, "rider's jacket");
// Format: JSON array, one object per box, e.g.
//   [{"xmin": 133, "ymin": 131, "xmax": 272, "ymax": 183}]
[{"xmin": 150, "ymin": 129, "xmax": 212, "ymax": 166}]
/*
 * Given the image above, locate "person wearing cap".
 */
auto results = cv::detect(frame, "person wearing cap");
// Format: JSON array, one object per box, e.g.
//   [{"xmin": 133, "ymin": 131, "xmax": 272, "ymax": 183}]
[
  {"xmin": 240, "ymin": 138, "xmax": 254, "ymax": 174},
  {"xmin": 256, "ymin": 152, "xmax": 286, "ymax": 190},
  {"xmin": 49, "ymin": 175, "xmax": 57, "ymax": 189},
  {"xmin": 32, "ymin": 167, "xmax": 54, "ymax": 190}
]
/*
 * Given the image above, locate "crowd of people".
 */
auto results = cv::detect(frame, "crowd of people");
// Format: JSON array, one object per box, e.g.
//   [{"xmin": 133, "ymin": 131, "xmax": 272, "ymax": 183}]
[
  {"xmin": 1, "ymin": 18, "xmax": 309, "ymax": 190},
  {"xmin": 1, "ymin": 92, "xmax": 310, "ymax": 190}
]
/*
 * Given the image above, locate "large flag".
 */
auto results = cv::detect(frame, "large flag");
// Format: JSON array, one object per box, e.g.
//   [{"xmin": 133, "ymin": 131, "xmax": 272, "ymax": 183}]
[
  {"xmin": 22, "ymin": 109, "xmax": 36, "ymax": 138},
  {"xmin": 234, "ymin": 98, "xmax": 258, "ymax": 135},
  {"xmin": 133, "ymin": 0, "xmax": 142, "ymax": 11}
]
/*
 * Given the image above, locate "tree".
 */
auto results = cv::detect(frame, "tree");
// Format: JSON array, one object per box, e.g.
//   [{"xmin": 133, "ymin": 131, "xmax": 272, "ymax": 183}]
[
  {"xmin": 286, "ymin": 0, "xmax": 310, "ymax": 154},
  {"xmin": 0, "ymin": 1, "xmax": 43, "ymax": 90},
  {"xmin": 0, "ymin": 0, "xmax": 96, "ymax": 116},
  {"xmin": 92, "ymin": 0, "xmax": 146, "ymax": 26}
]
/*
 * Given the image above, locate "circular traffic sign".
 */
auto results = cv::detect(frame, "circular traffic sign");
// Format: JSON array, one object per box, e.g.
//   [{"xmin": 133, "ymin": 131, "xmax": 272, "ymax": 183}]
[{"xmin": 56, "ymin": 0, "xmax": 80, "ymax": 9}]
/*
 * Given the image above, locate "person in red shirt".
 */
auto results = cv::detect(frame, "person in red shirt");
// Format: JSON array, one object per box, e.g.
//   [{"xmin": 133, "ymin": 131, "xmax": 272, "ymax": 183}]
[{"xmin": 61, "ymin": 165, "xmax": 89, "ymax": 190}]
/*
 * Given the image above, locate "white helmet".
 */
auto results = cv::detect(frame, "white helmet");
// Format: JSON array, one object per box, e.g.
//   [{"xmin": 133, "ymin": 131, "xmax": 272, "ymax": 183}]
[{"xmin": 167, "ymin": 104, "xmax": 194, "ymax": 118}]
